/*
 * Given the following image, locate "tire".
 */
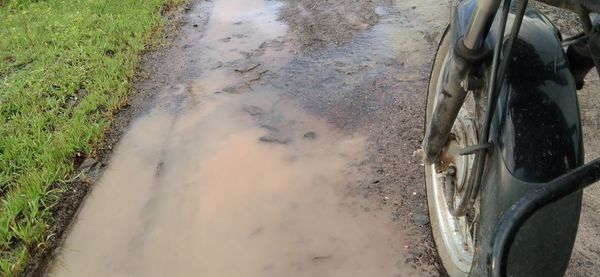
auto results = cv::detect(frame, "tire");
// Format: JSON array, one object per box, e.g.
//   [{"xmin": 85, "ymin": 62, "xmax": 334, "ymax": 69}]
[
  {"xmin": 424, "ymin": 27, "xmax": 480, "ymax": 277},
  {"xmin": 426, "ymin": 2, "xmax": 585, "ymax": 276},
  {"xmin": 426, "ymin": 21, "xmax": 583, "ymax": 277}
]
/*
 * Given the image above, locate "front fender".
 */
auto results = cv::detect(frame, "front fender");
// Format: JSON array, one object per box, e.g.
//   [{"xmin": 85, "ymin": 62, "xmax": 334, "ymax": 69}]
[
  {"xmin": 452, "ymin": 1, "xmax": 583, "ymax": 276},
  {"xmin": 454, "ymin": 2, "xmax": 583, "ymax": 176},
  {"xmin": 492, "ymin": 13, "xmax": 583, "ymax": 183}
]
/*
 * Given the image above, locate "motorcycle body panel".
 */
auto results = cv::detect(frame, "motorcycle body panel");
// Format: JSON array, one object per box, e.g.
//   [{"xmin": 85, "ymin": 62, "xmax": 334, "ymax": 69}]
[{"xmin": 452, "ymin": 1, "xmax": 583, "ymax": 276}]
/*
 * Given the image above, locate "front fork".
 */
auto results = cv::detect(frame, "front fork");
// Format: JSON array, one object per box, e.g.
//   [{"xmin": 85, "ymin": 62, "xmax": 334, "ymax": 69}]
[{"xmin": 422, "ymin": 0, "xmax": 500, "ymax": 164}]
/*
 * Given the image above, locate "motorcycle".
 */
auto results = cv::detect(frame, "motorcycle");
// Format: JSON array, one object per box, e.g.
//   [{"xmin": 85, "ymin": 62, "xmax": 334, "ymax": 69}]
[{"xmin": 422, "ymin": 0, "xmax": 600, "ymax": 276}]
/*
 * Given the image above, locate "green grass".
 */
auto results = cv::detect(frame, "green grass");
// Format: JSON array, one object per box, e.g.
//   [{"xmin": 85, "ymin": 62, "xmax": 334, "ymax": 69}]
[{"xmin": 0, "ymin": 0, "xmax": 184, "ymax": 275}]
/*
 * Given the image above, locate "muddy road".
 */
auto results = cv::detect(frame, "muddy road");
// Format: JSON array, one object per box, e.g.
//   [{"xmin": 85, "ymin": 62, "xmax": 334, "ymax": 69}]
[{"xmin": 44, "ymin": 0, "xmax": 600, "ymax": 276}]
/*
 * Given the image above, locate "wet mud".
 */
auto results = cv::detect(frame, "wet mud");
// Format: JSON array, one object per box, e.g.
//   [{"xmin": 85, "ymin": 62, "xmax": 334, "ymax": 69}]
[
  {"xmin": 49, "ymin": 87, "xmax": 418, "ymax": 277},
  {"xmin": 46, "ymin": 0, "xmax": 449, "ymax": 276},
  {"xmin": 40, "ymin": 0, "xmax": 600, "ymax": 276},
  {"xmin": 279, "ymin": 0, "xmax": 392, "ymax": 50}
]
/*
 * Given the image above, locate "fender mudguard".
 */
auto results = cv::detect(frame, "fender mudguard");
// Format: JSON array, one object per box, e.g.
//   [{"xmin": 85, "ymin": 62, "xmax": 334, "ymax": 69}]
[{"xmin": 453, "ymin": 1, "xmax": 583, "ymax": 276}]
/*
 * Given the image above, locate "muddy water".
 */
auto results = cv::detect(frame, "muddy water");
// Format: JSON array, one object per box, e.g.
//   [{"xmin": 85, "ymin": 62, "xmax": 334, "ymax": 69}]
[
  {"xmin": 50, "ymin": 88, "xmax": 413, "ymax": 277},
  {"xmin": 48, "ymin": 0, "xmax": 422, "ymax": 276}
]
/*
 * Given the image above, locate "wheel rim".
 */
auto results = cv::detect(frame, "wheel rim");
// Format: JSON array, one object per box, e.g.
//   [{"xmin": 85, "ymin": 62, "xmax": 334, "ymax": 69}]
[{"xmin": 426, "ymin": 50, "xmax": 479, "ymax": 273}]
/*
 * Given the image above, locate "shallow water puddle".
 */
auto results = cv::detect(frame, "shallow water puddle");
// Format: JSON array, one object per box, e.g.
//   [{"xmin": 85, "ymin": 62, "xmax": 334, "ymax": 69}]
[
  {"xmin": 49, "ymin": 87, "xmax": 415, "ymax": 277},
  {"xmin": 48, "ymin": 0, "xmax": 418, "ymax": 276},
  {"xmin": 188, "ymin": 0, "xmax": 290, "ymax": 71}
]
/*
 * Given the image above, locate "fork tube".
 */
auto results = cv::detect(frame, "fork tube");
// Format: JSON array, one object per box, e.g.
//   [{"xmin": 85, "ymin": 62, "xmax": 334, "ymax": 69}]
[
  {"xmin": 423, "ymin": 0, "xmax": 501, "ymax": 164},
  {"xmin": 464, "ymin": 0, "xmax": 502, "ymax": 50}
]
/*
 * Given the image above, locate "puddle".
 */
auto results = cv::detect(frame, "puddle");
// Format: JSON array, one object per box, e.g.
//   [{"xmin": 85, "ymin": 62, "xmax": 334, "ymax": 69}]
[
  {"xmin": 49, "ymin": 86, "xmax": 416, "ymax": 277},
  {"xmin": 183, "ymin": 0, "xmax": 291, "ymax": 74},
  {"xmin": 47, "ymin": 0, "xmax": 421, "ymax": 276}
]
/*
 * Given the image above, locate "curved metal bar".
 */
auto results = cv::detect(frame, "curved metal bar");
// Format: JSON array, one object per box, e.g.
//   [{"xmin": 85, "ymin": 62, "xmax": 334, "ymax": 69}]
[{"xmin": 488, "ymin": 158, "xmax": 600, "ymax": 277}]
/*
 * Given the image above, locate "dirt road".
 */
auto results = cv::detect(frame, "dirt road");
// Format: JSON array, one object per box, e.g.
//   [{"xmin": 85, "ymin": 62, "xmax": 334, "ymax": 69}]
[{"xmin": 44, "ymin": 0, "xmax": 600, "ymax": 276}]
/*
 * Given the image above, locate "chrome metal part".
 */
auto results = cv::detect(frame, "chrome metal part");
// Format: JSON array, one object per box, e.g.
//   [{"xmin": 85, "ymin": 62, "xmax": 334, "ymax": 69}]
[{"xmin": 463, "ymin": 0, "xmax": 502, "ymax": 50}]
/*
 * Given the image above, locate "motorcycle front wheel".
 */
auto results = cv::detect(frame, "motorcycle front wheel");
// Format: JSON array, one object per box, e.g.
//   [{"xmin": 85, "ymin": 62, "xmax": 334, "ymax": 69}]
[{"xmin": 425, "ymin": 22, "xmax": 584, "ymax": 277}]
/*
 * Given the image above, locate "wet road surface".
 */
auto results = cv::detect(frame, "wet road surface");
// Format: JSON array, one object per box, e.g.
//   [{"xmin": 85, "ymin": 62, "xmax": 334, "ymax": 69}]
[
  {"xmin": 47, "ymin": 0, "xmax": 450, "ymax": 276},
  {"xmin": 45, "ymin": 0, "xmax": 600, "ymax": 276}
]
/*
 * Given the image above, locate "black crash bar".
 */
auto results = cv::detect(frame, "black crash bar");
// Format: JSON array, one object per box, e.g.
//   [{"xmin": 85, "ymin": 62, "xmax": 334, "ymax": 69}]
[{"xmin": 488, "ymin": 158, "xmax": 600, "ymax": 277}]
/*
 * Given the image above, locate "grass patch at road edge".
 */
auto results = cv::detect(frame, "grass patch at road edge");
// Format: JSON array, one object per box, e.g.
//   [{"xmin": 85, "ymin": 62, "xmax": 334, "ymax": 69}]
[{"xmin": 0, "ymin": 0, "xmax": 185, "ymax": 275}]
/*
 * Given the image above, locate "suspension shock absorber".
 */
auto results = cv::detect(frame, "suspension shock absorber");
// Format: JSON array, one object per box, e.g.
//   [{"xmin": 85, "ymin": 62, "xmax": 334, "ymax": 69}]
[{"xmin": 422, "ymin": 0, "xmax": 500, "ymax": 164}]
